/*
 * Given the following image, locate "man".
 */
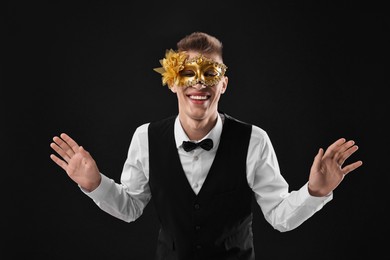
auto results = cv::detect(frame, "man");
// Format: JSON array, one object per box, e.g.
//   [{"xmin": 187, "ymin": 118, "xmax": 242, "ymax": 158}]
[{"xmin": 50, "ymin": 31, "xmax": 362, "ymax": 260}]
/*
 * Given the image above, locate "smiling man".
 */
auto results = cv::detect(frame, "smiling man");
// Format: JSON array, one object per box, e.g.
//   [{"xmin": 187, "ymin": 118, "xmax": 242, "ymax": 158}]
[
  {"xmin": 154, "ymin": 48, "xmax": 228, "ymax": 141},
  {"xmin": 50, "ymin": 31, "xmax": 362, "ymax": 260}
]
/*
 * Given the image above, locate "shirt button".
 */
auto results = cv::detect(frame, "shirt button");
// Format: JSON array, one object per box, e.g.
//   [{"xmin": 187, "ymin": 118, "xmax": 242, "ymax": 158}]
[
  {"xmin": 193, "ymin": 156, "xmax": 199, "ymax": 161},
  {"xmin": 194, "ymin": 203, "xmax": 200, "ymax": 210}
]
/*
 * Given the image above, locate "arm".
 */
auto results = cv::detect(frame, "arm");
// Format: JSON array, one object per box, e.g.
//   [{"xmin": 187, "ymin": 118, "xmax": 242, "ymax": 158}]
[
  {"xmin": 247, "ymin": 127, "xmax": 362, "ymax": 232},
  {"xmin": 50, "ymin": 125, "xmax": 151, "ymax": 222}
]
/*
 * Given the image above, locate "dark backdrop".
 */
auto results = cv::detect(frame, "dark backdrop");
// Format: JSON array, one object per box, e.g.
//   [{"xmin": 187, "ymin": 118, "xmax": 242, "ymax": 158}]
[{"xmin": 4, "ymin": 1, "xmax": 388, "ymax": 259}]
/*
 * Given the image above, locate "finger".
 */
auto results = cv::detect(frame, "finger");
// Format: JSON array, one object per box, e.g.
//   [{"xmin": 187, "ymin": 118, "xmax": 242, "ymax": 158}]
[
  {"xmin": 342, "ymin": 160, "xmax": 363, "ymax": 175},
  {"xmin": 50, "ymin": 142, "xmax": 71, "ymax": 163},
  {"xmin": 337, "ymin": 144, "xmax": 359, "ymax": 166},
  {"xmin": 53, "ymin": 133, "xmax": 80, "ymax": 158},
  {"xmin": 323, "ymin": 138, "xmax": 346, "ymax": 157},
  {"xmin": 50, "ymin": 154, "xmax": 68, "ymax": 172},
  {"xmin": 77, "ymin": 146, "xmax": 89, "ymax": 162},
  {"xmin": 79, "ymin": 146, "xmax": 90, "ymax": 157},
  {"xmin": 338, "ymin": 140, "xmax": 356, "ymax": 154},
  {"xmin": 52, "ymin": 135, "xmax": 76, "ymax": 158},
  {"xmin": 60, "ymin": 133, "xmax": 80, "ymax": 150}
]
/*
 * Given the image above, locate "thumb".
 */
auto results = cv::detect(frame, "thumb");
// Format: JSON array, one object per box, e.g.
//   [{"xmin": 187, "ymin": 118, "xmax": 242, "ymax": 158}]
[
  {"xmin": 312, "ymin": 148, "xmax": 324, "ymax": 169},
  {"xmin": 79, "ymin": 146, "xmax": 89, "ymax": 156}
]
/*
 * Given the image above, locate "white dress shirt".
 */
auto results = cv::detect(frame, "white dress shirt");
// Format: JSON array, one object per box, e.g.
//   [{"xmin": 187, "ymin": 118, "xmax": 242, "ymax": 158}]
[{"xmin": 84, "ymin": 113, "xmax": 332, "ymax": 232}]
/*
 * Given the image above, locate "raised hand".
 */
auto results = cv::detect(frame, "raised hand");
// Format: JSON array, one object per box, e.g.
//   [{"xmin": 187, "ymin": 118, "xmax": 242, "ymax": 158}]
[
  {"xmin": 50, "ymin": 133, "xmax": 101, "ymax": 192},
  {"xmin": 308, "ymin": 138, "xmax": 363, "ymax": 197}
]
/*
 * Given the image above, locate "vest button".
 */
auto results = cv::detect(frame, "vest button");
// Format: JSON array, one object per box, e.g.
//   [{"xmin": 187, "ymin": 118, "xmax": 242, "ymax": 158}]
[
  {"xmin": 194, "ymin": 203, "xmax": 200, "ymax": 210},
  {"xmin": 196, "ymin": 244, "xmax": 202, "ymax": 250},
  {"xmin": 195, "ymin": 225, "xmax": 201, "ymax": 230}
]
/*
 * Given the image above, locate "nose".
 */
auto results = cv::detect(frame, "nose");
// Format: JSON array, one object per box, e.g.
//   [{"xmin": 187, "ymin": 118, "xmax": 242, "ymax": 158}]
[{"xmin": 192, "ymin": 83, "xmax": 206, "ymax": 90}]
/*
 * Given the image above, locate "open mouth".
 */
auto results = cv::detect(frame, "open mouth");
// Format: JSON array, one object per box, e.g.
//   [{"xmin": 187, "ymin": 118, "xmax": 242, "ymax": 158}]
[
  {"xmin": 188, "ymin": 95, "xmax": 210, "ymax": 100},
  {"xmin": 187, "ymin": 94, "xmax": 211, "ymax": 104}
]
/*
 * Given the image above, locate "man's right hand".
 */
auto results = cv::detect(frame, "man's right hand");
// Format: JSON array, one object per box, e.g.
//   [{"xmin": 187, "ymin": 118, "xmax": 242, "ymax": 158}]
[{"xmin": 50, "ymin": 133, "xmax": 101, "ymax": 192}]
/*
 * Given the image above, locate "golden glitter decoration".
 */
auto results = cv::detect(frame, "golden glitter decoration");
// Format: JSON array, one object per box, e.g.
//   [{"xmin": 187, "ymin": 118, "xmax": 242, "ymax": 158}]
[{"xmin": 153, "ymin": 49, "xmax": 188, "ymax": 88}]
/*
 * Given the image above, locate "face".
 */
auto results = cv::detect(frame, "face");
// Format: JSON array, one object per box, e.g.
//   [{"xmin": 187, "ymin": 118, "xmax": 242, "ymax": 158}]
[{"xmin": 170, "ymin": 51, "xmax": 228, "ymax": 122}]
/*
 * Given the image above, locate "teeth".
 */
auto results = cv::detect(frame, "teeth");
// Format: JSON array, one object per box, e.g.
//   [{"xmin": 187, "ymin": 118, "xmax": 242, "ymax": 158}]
[{"xmin": 190, "ymin": 95, "xmax": 208, "ymax": 100}]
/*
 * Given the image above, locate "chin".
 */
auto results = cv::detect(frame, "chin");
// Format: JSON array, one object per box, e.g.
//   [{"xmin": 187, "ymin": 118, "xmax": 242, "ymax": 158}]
[{"xmin": 188, "ymin": 108, "xmax": 215, "ymax": 120}]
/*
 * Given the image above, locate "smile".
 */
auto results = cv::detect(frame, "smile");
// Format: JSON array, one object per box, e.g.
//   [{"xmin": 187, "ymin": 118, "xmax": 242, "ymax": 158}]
[{"xmin": 188, "ymin": 95, "xmax": 210, "ymax": 100}]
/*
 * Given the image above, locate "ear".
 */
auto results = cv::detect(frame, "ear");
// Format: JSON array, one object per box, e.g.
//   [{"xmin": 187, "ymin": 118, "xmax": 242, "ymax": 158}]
[
  {"xmin": 170, "ymin": 85, "xmax": 177, "ymax": 93},
  {"xmin": 220, "ymin": 76, "xmax": 228, "ymax": 94}
]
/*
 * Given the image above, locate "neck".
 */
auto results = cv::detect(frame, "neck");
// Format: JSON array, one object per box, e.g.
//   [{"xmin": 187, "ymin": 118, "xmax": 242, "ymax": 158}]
[{"xmin": 179, "ymin": 112, "xmax": 218, "ymax": 141}]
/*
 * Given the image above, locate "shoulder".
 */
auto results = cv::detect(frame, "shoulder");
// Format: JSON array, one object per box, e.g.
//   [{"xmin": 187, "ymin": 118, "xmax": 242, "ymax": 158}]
[
  {"xmin": 251, "ymin": 124, "xmax": 268, "ymax": 141},
  {"xmin": 223, "ymin": 113, "xmax": 251, "ymax": 126},
  {"xmin": 222, "ymin": 113, "xmax": 270, "ymax": 144},
  {"xmin": 131, "ymin": 122, "xmax": 150, "ymax": 143},
  {"xmin": 222, "ymin": 112, "xmax": 267, "ymax": 137},
  {"xmin": 249, "ymin": 125, "xmax": 276, "ymax": 159},
  {"xmin": 134, "ymin": 122, "xmax": 150, "ymax": 135},
  {"xmin": 134, "ymin": 115, "xmax": 177, "ymax": 134},
  {"xmin": 148, "ymin": 115, "xmax": 177, "ymax": 128},
  {"xmin": 131, "ymin": 115, "xmax": 177, "ymax": 141}
]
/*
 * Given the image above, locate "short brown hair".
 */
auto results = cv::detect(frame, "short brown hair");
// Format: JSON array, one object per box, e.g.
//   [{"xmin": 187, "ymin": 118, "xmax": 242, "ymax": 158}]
[{"xmin": 176, "ymin": 32, "xmax": 224, "ymax": 59}]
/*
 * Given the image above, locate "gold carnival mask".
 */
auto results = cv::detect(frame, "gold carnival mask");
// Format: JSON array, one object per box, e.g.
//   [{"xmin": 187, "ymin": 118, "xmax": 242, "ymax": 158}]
[{"xmin": 153, "ymin": 49, "xmax": 227, "ymax": 88}]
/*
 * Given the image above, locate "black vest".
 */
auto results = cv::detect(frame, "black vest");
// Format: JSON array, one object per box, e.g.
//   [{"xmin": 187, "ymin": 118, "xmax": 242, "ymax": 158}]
[{"xmin": 148, "ymin": 113, "xmax": 255, "ymax": 260}]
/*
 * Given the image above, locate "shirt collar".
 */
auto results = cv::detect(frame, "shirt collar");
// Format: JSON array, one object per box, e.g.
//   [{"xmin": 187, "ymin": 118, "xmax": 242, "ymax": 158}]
[{"xmin": 174, "ymin": 113, "xmax": 223, "ymax": 150}]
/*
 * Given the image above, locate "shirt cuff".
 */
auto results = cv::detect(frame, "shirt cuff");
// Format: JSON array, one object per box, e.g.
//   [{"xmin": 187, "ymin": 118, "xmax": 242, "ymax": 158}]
[
  {"xmin": 299, "ymin": 182, "xmax": 333, "ymax": 206},
  {"xmin": 79, "ymin": 173, "xmax": 113, "ymax": 201}
]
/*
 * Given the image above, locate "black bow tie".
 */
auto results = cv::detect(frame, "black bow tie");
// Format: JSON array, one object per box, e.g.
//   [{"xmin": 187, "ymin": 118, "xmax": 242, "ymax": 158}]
[{"xmin": 182, "ymin": 138, "xmax": 213, "ymax": 152}]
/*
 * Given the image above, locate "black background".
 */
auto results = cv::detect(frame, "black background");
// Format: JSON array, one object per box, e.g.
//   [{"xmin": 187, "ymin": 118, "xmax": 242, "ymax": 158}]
[{"xmin": 4, "ymin": 1, "xmax": 389, "ymax": 259}]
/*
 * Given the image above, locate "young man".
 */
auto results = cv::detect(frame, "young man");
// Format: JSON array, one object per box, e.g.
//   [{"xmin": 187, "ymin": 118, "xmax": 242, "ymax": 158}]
[{"xmin": 50, "ymin": 31, "xmax": 362, "ymax": 260}]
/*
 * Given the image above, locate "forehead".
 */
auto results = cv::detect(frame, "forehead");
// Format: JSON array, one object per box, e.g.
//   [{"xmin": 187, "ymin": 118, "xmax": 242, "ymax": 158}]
[{"xmin": 186, "ymin": 51, "xmax": 223, "ymax": 64}]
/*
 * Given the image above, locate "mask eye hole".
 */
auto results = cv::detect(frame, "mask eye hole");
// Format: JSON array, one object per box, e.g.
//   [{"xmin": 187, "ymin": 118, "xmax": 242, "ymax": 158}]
[
  {"xmin": 204, "ymin": 70, "xmax": 218, "ymax": 77},
  {"xmin": 179, "ymin": 70, "xmax": 195, "ymax": 77}
]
